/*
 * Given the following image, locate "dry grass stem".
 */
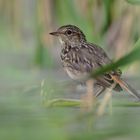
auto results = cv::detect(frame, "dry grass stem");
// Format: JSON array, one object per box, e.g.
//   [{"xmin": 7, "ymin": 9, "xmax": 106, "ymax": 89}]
[
  {"xmin": 81, "ymin": 79, "xmax": 96, "ymax": 111},
  {"xmin": 40, "ymin": 80, "xmax": 46, "ymax": 103}
]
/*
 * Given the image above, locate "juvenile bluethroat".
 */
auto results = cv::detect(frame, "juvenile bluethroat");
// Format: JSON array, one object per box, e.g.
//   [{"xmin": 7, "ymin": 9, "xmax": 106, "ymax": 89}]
[{"xmin": 50, "ymin": 25, "xmax": 140, "ymax": 100}]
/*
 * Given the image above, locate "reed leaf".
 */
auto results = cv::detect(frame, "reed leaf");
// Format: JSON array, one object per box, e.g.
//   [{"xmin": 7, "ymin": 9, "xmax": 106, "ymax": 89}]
[
  {"xmin": 127, "ymin": 0, "xmax": 140, "ymax": 4},
  {"xmin": 92, "ymin": 38, "xmax": 140, "ymax": 77}
]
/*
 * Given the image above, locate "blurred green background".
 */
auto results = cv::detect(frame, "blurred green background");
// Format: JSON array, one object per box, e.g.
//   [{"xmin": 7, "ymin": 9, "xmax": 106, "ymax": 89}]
[{"xmin": 1, "ymin": 0, "xmax": 140, "ymax": 140}]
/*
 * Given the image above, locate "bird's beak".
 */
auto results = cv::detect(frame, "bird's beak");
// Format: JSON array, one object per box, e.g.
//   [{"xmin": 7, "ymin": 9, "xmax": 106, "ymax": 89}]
[{"xmin": 49, "ymin": 31, "xmax": 61, "ymax": 36}]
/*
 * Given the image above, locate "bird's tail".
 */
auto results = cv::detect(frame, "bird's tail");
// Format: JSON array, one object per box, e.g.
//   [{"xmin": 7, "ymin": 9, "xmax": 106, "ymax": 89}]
[{"xmin": 111, "ymin": 75, "xmax": 140, "ymax": 100}]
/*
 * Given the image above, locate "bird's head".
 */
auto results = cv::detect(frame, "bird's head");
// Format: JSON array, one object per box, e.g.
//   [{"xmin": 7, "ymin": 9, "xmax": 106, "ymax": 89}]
[{"xmin": 50, "ymin": 25, "xmax": 86, "ymax": 45}]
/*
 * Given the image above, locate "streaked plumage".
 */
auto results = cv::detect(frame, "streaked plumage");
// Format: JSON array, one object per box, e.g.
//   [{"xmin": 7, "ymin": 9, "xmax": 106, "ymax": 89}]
[{"xmin": 50, "ymin": 25, "xmax": 140, "ymax": 100}]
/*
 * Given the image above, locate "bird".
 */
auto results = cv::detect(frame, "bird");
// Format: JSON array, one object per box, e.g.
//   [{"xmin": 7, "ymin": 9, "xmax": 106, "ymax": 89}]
[{"xmin": 50, "ymin": 25, "xmax": 140, "ymax": 100}]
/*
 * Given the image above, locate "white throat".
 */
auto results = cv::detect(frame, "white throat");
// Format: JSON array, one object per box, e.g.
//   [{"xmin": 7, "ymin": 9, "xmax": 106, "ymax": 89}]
[{"xmin": 59, "ymin": 37, "xmax": 65, "ymax": 45}]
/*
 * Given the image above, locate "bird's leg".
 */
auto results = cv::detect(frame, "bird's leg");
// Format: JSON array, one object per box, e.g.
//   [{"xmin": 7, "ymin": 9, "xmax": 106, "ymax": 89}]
[{"xmin": 97, "ymin": 83, "xmax": 116, "ymax": 116}]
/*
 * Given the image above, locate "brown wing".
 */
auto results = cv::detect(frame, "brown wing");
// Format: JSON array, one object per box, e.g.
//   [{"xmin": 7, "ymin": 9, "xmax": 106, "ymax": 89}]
[
  {"xmin": 61, "ymin": 43, "xmax": 122, "ymax": 91},
  {"xmin": 79, "ymin": 42, "xmax": 122, "ymax": 91}
]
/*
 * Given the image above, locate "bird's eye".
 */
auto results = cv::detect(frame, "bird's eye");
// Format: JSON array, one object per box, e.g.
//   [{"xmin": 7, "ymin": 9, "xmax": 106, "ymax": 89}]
[{"xmin": 66, "ymin": 30, "xmax": 72, "ymax": 35}]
